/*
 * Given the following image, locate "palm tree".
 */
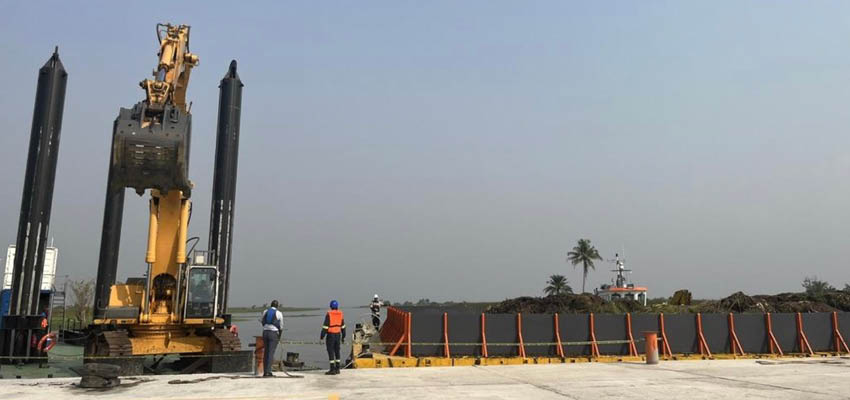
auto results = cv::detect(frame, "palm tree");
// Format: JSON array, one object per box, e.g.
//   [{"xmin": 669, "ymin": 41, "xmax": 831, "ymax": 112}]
[
  {"xmin": 544, "ymin": 275, "xmax": 572, "ymax": 296},
  {"xmin": 567, "ymin": 238, "xmax": 602, "ymax": 293}
]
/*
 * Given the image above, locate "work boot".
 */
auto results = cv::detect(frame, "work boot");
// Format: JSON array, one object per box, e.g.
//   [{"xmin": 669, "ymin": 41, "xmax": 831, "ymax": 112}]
[
  {"xmin": 333, "ymin": 363, "xmax": 340, "ymax": 375},
  {"xmin": 325, "ymin": 364, "xmax": 335, "ymax": 375}
]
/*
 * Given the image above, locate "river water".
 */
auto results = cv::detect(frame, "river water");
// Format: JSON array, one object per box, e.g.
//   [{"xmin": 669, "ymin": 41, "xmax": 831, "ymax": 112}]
[{"xmin": 231, "ymin": 307, "xmax": 381, "ymax": 368}]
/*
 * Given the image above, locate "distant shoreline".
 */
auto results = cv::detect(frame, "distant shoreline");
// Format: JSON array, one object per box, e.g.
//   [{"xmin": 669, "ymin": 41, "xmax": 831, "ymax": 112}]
[{"xmin": 229, "ymin": 306, "xmax": 320, "ymax": 313}]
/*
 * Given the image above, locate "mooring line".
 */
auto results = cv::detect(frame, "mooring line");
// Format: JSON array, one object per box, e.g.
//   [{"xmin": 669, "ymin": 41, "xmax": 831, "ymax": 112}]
[{"xmin": 0, "ymin": 337, "xmax": 654, "ymax": 361}]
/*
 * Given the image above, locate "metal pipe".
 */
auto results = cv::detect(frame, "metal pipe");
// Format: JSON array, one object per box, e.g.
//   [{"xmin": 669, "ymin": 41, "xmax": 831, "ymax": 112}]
[
  {"xmin": 93, "ymin": 179, "xmax": 125, "ymax": 319},
  {"xmin": 141, "ymin": 263, "xmax": 152, "ymax": 322},
  {"xmin": 145, "ymin": 198, "xmax": 159, "ymax": 263},
  {"xmin": 177, "ymin": 199, "xmax": 190, "ymax": 264},
  {"xmin": 644, "ymin": 332, "xmax": 659, "ymax": 364}
]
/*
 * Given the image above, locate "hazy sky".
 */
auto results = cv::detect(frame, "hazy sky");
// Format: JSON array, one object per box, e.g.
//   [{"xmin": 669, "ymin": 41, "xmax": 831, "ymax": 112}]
[{"xmin": 2, "ymin": 2, "xmax": 850, "ymax": 308}]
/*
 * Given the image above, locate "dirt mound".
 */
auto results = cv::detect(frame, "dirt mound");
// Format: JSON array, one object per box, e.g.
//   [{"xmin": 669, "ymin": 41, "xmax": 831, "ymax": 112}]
[
  {"xmin": 486, "ymin": 294, "xmax": 645, "ymax": 314},
  {"xmin": 486, "ymin": 290, "xmax": 850, "ymax": 315},
  {"xmin": 751, "ymin": 292, "xmax": 841, "ymax": 313},
  {"xmin": 821, "ymin": 291, "xmax": 850, "ymax": 310},
  {"xmin": 692, "ymin": 291, "xmax": 762, "ymax": 313}
]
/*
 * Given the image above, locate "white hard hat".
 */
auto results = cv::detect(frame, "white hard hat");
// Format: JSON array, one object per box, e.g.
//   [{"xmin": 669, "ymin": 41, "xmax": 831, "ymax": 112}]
[{"xmin": 374, "ymin": 294, "xmax": 379, "ymax": 298}]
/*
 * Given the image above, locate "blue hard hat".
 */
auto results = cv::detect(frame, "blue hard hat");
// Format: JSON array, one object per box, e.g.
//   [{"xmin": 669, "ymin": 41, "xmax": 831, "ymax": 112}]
[{"xmin": 330, "ymin": 300, "xmax": 339, "ymax": 309}]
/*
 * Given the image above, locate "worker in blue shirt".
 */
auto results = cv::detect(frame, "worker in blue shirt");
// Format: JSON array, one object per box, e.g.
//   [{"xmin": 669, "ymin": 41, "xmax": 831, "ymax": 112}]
[{"xmin": 259, "ymin": 300, "xmax": 284, "ymax": 377}]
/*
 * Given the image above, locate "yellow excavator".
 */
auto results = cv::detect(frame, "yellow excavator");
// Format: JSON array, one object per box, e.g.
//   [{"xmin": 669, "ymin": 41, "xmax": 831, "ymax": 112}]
[{"xmin": 86, "ymin": 23, "xmax": 247, "ymax": 374}]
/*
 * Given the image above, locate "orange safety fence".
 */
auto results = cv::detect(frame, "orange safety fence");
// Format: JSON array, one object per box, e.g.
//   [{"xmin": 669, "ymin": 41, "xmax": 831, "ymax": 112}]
[
  {"xmin": 374, "ymin": 309, "xmax": 848, "ymax": 360},
  {"xmin": 382, "ymin": 306, "xmax": 412, "ymax": 358}
]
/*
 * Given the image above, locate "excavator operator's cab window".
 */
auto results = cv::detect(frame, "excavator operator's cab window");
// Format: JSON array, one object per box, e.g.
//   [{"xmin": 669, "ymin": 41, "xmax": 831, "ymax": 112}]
[{"xmin": 185, "ymin": 267, "xmax": 217, "ymax": 319}]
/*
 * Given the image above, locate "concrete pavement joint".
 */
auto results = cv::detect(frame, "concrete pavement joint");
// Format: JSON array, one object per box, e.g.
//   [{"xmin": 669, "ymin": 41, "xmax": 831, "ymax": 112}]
[
  {"xmin": 613, "ymin": 361, "xmax": 850, "ymax": 399},
  {"xmin": 472, "ymin": 365, "xmax": 580, "ymax": 399}
]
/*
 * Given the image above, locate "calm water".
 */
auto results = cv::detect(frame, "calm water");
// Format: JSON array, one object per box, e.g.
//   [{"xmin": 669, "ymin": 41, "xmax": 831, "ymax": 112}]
[{"xmin": 231, "ymin": 307, "xmax": 381, "ymax": 368}]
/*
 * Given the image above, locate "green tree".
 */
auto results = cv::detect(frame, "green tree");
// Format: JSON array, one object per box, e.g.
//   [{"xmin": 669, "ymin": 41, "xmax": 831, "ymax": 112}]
[
  {"xmin": 567, "ymin": 238, "xmax": 602, "ymax": 293},
  {"xmin": 69, "ymin": 279, "xmax": 95, "ymax": 324},
  {"xmin": 544, "ymin": 275, "xmax": 572, "ymax": 296},
  {"xmin": 802, "ymin": 276, "xmax": 834, "ymax": 298}
]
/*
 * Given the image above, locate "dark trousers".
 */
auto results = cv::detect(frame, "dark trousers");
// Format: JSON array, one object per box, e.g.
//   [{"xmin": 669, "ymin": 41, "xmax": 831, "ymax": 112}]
[
  {"xmin": 262, "ymin": 330, "xmax": 279, "ymax": 375},
  {"xmin": 325, "ymin": 333, "xmax": 341, "ymax": 365},
  {"xmin": 372, "ymin": 315, "xmax": 380, "ymax": 329}
]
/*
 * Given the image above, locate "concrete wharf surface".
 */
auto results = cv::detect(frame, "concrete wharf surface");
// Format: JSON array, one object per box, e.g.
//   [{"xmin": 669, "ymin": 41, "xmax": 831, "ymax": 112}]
[{"xmin": 2, "ymin": 358, "xmax": 850, "ymax": 399}]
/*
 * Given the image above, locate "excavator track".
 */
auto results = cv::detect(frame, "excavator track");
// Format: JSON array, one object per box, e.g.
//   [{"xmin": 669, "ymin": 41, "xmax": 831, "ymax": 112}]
[
  {"xmin": 84, "ymin": 329, "xmax": 142, "ymax": 375},
  {"xmin": 212, "ymin": 328, "xmax": 242, "ymax": 352},
  {"xmin": 86, "ymin": 330, "xmax": 133, "ymax": 358}
]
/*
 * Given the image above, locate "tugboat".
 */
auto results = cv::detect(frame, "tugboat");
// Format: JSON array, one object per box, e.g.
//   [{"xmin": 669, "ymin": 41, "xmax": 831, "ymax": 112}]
[{"xmin": 595, "ymin": 253, "xmax": 648, "ymax": 305}]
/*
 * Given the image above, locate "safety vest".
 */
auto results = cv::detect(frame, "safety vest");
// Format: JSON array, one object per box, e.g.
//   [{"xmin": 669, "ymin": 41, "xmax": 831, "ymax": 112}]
[
  {"xmin": 327, "ymin": 309, "xmax": 344, "ymax": 334},
  {"xmin": 263, "ymin": 308, "xmax": 281, "ymax": 331}
]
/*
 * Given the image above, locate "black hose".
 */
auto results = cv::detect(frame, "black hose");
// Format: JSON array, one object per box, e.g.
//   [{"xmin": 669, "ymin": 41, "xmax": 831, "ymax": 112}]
[{"xmin": 186, "ymin": 236, "xmax": 200, "ymax": 259}]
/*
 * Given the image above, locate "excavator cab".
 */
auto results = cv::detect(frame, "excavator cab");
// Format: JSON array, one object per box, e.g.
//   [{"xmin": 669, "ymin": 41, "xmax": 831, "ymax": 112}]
[
  {"xmin": 184, "ymin": 251, "xmax": 219, "ymax": 321},
  {"xmin": 185, "ymin": 267, "xmax": 216, "ymax": 319}
]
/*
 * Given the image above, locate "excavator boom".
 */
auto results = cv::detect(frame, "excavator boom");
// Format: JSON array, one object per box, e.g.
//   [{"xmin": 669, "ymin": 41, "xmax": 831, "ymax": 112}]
[{"xmin": 88, "ymin": 23, "xmax": 247, "ymax": 375}]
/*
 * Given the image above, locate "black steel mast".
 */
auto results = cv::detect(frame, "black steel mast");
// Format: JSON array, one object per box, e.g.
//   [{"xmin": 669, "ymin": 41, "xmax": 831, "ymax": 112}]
[
  {"xmin": 208, "ymin": 60, "xmax": 243, "ymax": 316},
  {"xmin": 2, "ymin": 48, "xmax": 67, "ymax": 361}
]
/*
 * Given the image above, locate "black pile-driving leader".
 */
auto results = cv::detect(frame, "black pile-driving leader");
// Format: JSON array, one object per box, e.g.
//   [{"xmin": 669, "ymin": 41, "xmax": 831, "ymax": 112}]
[{"xmin": 1, "ymin": 49, "xmax": 67, "ymax": 362}]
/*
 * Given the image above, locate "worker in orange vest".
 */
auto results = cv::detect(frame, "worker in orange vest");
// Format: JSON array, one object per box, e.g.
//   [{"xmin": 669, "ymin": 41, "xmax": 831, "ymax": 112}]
[{"xmin": 320, "ymin": 300, "xmax": 346, "ymax": 375}]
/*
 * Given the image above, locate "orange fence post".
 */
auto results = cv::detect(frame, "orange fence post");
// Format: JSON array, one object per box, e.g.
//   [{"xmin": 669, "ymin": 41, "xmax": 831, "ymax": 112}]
[
  {"xmin": 765, "ymin": 313, "xmax": 783, "ymax": 356},
  {"xmin": 405, "ymin": 311, "xmax": 412, "ymax": 358},
  {"xmin": 658, "ymin": 313, "xmax": 672, "ymax": 357},
  {"xmin": 481, "ymin": 313, "xmax": 489, "ymax": 358},
  {"xmin": 795, "ymin": 312, "xmax": 814, "ymax": 356},
  {"xmin": 728, "ymin": 313, "xmax": 745, "ymax": 356},
  {"xmin": 589, "ymin": 313, "xmax": 600, "ymax": 358},
  {"xmin": 389, "ymin": 334, "xmax": 404, "ymax": 356},
  {"xmin": 554, "ymin": 313, "xmax": 565, "ymax": 358},
  {"xmin": 443, "ymin": 312, "xmax": 451, "ymax": 358},
  {"xmin": 696, "ymin": 313, "xmax": 712, "ymax": 358},
  {"xmin": 517, "ymin": 313, "xmax": 527, "ymax": 358},
  {"xmin": 832, "ymin": 312, "xmax": 850, "ymax": 354},
  {"xmin": 388, "ymin": 308, "xmax": 406, "ymax": 356},
  {"xmin": 626, "ymin": 313, "xmax": 638, "ymax": 356}
]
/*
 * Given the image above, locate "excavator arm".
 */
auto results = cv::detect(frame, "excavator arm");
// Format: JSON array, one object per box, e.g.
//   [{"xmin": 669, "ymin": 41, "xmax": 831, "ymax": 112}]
[
  {"xmin": 140, "ymin": 24, "xmax": 198, "ymax": 115},
  {"xmin": 106, "ymin": 24, "xmax": 197, "ymax": 197},
  {"xmin": 93, "ymin": 23, "xmax": 199, "ymax": 324}
]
